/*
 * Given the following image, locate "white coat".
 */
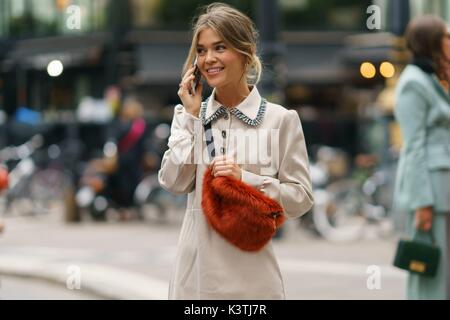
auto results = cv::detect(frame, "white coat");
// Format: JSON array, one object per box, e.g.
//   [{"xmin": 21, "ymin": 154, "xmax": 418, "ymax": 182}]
[{"xmin": 158, "ymin": 86, "xmax": 314, "ymax": 299}]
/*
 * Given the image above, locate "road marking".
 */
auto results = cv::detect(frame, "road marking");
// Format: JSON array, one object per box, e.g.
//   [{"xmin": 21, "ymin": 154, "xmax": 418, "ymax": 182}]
[
  {"xmin": 0, "ymin": 255, "xmax": 168, "ymax": 299},
  {"xmin": 279, "ymin": 259, "xmax": 405, "ymax": 278}
]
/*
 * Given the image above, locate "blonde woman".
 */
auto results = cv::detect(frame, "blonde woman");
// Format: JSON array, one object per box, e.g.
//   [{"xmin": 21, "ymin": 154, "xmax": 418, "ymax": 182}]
[{"xmin": 159, "ymin": 3, "xmax": 313, "ymax": 299}]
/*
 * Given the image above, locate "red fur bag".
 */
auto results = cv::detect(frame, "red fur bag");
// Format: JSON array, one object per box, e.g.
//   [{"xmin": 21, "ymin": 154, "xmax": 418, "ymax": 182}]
[{"xmin": 201, "ymin": 167, "xmax": 285, "ymax": 252}]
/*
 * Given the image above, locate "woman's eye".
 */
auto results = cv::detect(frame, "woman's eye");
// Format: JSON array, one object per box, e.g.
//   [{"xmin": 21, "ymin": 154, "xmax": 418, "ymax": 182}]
[
  {"xmin": 196, "ymin": 48, "xmax": 205, "ymax": 55},
  {"xmin": 216, "ymin": 45, "xmax": 226, "ymax": 51}
]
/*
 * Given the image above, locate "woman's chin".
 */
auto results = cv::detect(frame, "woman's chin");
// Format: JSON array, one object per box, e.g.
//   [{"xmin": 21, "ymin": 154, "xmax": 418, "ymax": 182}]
[
  {"xmin": 205, "ymin": 75, "xmax": 226, "ymax": 88},
  {"xmin": 207, "ymin": 80, "xmax": 221, "ymax": 88}
]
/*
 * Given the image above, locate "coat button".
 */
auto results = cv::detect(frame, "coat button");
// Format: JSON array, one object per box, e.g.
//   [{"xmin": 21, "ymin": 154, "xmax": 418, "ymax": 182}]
[
  {"xmin": 224, "ymin": 113, "xmax": 229, "ymax": 120},
  {"xmin": 221, "ymin": 147, "xmax": 226, "ymax": 155},
  {"xmin": 222, "ymin": 131, "xmax": 226, "ymax": 138}
]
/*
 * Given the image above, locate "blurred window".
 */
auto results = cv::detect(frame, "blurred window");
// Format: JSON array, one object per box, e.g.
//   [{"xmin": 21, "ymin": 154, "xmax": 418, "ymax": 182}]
[
  {"xmin": 2, "ymin": 0, "xmax": 449, "ymax": 37},
  {"xmin": 0, "ymin": 0, "xmax": 110, "ymax": 38},
  {"xmin": 0, "ymin": 1, "xmax": 6, "ymax": 36},
  {"xmin": 58, "ymin": 0, "xmax": 110, "ymax": 35},
  {"xmin": 280, "ymin": 0, "xmax": 372, "ymax": 31},
  {"xmin": 130, "ymin": 0, "xmax": 160, "ymax": 29},
  {"xmin": 128, "ymin": 0, "xmax": 370, "ymax": 31},
  {"xmin": 410, "ymin": 0, "xmax": 449, "ymax": 22},
  {"xmin": 129, "ymin": 0, "xmax": 255, "ymax": 30}
]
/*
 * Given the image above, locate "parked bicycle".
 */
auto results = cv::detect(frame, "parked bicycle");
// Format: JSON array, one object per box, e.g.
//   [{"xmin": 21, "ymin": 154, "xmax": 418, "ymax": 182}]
[
  {"xmin": 67, "ymin": 121, "xmax": 186, "ymax": 223},
  {"xmin": 304, "ymin": 146, "xmax": 395, "ymax": 243},
  {"xmin": 1, "ymin": 135, "xmax": 44, "ymax": 215}
]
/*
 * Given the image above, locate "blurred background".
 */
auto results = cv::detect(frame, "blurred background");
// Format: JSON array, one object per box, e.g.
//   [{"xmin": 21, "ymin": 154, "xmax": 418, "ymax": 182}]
[{"xmin": 0, "ymin": 0, "xmax": 447, "ymax": 300}]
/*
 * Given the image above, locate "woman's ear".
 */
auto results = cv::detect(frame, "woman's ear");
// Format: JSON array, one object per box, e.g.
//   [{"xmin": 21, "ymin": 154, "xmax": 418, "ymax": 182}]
[{"xmin": 244, "ymin": 57, "xmax": 251, "ymax": 70}]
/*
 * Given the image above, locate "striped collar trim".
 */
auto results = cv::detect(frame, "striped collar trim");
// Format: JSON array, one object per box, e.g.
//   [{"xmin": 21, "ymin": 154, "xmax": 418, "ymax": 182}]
[{"xmin": 200, "ymin": 87, "xmax": 267, "ymax": 126}]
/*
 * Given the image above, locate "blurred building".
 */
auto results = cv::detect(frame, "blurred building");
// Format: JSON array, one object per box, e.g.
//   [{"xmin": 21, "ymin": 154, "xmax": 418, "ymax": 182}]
[{"xmin": 0, "ymin": 0, "xmax": 449, "ymax": 156}]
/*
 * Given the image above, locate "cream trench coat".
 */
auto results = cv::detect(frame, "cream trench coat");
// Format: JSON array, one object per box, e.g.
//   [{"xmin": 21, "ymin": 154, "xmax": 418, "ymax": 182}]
[{"xmin": 158, "ymin": 86, "xmax": 314, "ymax": 300}]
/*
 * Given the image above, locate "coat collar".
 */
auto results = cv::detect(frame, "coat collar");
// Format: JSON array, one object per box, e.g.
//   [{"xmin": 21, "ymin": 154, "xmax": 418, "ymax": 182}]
[
  {"xmin": 201, "ymin": 86, "xmax": 266, "ymax": 126},
  {"xmin": 408, "ymin": 64, "xmax": 450, "ymax": 103}
]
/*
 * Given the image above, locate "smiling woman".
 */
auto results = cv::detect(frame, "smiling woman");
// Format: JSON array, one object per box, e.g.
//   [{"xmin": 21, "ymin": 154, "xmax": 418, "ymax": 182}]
[
  {"xmin": 195, "ymin": 29, "xmax": 248, "ymax": 102},
  {"xmin": 177, "ymin": 3, "xmax": 262, "ymax": 117},
  {"xmin": 158, "ymin": 3, "xmax": 314, "ymax": 300}
]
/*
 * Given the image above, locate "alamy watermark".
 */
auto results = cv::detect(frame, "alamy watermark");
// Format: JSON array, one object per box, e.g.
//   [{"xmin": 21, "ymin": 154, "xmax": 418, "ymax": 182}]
[
  {"xmin": 366, "ymin": 5, "xmax": 381, "ymax": 30},
  {"xmin": 169, "ymin": 124, "xmax": 281, "ymax": 176},
  {"xmin": 66, "ymin": 265, "xmax": 82, "ymax": 290},
  {"xmin": 366, "ymin": 265, "xmax": 382, "ymax": 290},
  {"xmin": 66, "ymin": 5, "xmax": 82, "ymax": 30}
]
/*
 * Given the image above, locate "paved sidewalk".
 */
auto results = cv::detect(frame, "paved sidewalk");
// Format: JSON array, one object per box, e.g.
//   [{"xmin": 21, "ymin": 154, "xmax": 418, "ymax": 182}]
[
  {"xmin": 0, "ymin": 254, "xmax": 168, "ymax": 299},
  {"xmin": 0, "ymin": 215, "xmax": 407, "ymax": 300}
]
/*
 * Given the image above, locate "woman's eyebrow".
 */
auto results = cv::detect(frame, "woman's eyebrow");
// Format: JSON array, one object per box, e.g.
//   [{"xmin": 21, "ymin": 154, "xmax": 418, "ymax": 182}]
[{"xmin": 197, "ymin": 41, "xmax": 225, "ymax": 47}]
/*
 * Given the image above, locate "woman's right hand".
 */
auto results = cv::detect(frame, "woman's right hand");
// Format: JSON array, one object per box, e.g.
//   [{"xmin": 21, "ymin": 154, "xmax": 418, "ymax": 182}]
[
  {"xmin": 178, "ymin": 66, "xmax": 203, "ymax": 117},
  {"xmin": 415, "ymin": 206, "xmax": 433, "ymax": 232}
]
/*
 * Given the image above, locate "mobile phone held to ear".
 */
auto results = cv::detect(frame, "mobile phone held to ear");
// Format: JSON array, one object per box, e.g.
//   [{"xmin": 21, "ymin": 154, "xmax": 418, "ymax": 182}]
[{"xmin": 191, "ymin": 57, "xmax": 201, "ymax": 96}]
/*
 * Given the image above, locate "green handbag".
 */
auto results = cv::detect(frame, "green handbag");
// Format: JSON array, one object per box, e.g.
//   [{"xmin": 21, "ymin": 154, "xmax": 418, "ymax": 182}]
[{"xmin": 393, "ymin": 230, "xmax": 440, "ymax": 277}]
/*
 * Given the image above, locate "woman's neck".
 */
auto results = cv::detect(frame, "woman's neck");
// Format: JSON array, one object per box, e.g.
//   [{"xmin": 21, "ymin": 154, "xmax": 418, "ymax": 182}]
[
  {"xmin": 412, "ymin": 56, "xmax": 435, "ymax": 74},
  {"xmin": 214, "ymin": 82, "xmax": 251, "ymax": 108}
]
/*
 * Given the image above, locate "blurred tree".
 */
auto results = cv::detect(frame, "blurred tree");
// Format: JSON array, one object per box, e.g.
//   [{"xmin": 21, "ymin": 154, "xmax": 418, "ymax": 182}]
[
  {"xmin": 258, "ymin": 0, "xmax": 285, "ymax": 105},
  {"xmin": 281, "ymin": 0, "xmax": 371, "ymax": 31},
  {"xmin": 8, "ymin": 0, "xmax": 59, "ymax": 38},
  {"xmin": 9, "ymin": 8, "xmax": 35, "ymax": 38},
  {"xmin": 106, "ymin": 0, "xmax": 132, "ymax": 85},
  {"xmin": 155, "ymin": 0, "xmax": 255, "ymax": 30},
  {"xmin": 388, "ymin": 0, "xmax": 410, "ymax": 36},
  {"xmin": 10, "ymin": 15, "xmax": 58, "ymax": 37},
  {"xmin": 107, "ymin": 0, "xmax": 131, "ymax": 33}
]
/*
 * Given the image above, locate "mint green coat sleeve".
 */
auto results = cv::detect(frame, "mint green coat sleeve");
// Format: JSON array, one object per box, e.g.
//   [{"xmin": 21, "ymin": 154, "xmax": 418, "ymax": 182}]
[{"xmin": 394, "ymin": 82, "xmax": 434, "ymax": 210}]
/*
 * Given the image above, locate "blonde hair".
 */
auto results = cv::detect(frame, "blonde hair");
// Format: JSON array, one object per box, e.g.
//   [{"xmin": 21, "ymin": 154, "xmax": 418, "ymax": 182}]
[{"xmin": 182, "ymin": 2, "xmax": 262, "ymax": 85}]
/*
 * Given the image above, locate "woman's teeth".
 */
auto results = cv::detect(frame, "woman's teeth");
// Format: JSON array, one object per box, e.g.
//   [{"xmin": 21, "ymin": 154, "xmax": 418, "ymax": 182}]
[{"xmin": 207, "ymin": 68, "xmax": 223, "ymax": 75}]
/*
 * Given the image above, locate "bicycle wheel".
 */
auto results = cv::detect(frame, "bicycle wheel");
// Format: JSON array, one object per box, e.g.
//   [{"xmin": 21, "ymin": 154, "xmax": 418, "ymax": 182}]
[
  {"xmin": 134, "ymin": 174, "xmax": 167, "ymax": 222},
  {"xmin": 2, "ymin": 178, "xmax": 35, "ymax": 216},
  {"xmin": 28, "ymin": 168, "xmax": 72, "ymax": 216},
  {"xmin": 313, "ymin": 179, "xmax": 366, "ymax": 243}
]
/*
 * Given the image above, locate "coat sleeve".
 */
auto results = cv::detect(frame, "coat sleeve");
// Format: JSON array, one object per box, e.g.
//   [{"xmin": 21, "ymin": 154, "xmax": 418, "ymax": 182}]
[
  {"xmin": 394, "ymin": 82, "xmax": 434, "ymax": 210},
  {"xmin": 241, "ymin": 110, "xmax": 314, "ymax": 219},
  {"xmin": 158, "ymin": 105, "xmax": 200, "ymax": 195}
]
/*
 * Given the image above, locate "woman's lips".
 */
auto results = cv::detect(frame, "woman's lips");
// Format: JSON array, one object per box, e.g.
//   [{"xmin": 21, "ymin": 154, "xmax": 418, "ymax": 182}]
[{"xmin": 207, "ymin": 67, "xmax": 224, "ymax": 76}]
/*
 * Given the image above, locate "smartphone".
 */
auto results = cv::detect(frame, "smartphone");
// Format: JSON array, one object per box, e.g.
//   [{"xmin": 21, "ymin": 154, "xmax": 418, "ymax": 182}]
[{"xmin": 191, "ymin": 57, "xmax": 201, "ymax": 96}]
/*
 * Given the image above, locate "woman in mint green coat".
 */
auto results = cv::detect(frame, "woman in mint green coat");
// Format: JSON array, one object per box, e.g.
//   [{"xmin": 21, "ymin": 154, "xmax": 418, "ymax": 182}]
[{"xmin": 394, "ymin": 15, "xmax": 450, "ymax": 300}]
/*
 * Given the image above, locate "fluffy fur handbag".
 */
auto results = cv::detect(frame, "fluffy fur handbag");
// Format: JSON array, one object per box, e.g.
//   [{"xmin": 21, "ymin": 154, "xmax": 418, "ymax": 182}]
[{"xmin": 201, "ymin": 167, "xmax": 285, "ymax": 252}]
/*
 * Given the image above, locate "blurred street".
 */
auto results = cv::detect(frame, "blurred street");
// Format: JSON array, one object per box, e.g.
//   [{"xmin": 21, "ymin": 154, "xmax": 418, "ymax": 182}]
[
  {"xmin": 0, "ymin": 276, "xmax": 101, "ymax": 300},
  {"xmin": 0, "ymin": 211, "xmax": 406, "ymax": 300}
]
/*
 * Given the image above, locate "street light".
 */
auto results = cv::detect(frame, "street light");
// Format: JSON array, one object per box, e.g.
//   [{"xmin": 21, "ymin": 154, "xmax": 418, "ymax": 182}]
[
  {"xmin": 380, "ymin": 62, "xmax": 395, "ymax": 78},
  {"xmin": 360, "ymin": 62, "xmax": 376, "ymax": 79},
  {"xmin": 47, "ymin": 60, "xmax": 64, "ymax": 77}
]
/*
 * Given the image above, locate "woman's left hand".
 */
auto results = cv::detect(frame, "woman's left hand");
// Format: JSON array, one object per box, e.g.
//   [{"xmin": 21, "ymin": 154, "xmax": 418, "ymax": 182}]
[
  {"xmin": 415, "ymin": 206, "xmax": 434, "ymax": 232},
  {"xmin": 211, "ymin": 156, "xmax": 241, "ymax": 180}
]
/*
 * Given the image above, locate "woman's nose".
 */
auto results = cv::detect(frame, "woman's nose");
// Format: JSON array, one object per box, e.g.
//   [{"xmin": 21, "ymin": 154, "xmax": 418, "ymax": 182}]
[{"xmin": 205, "ymin": 51, "xmax": 217, "ymax": 64}]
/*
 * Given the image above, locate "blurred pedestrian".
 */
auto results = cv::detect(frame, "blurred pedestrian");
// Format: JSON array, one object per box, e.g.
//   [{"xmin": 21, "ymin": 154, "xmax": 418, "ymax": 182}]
[
  {"xmin": 0, "ymin": 165, "xmax": 8, "ymax": 233},
  {"xmin": 394, "ymin": 15, "xmax": 450, "ymax": 300},
  {"xmin": 80, "ymin": 96, "xmax": 151, "ymax": 220},
  {"xmin": 158, "ymin": 3, "xmax": 313, "ymax": 299}
]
